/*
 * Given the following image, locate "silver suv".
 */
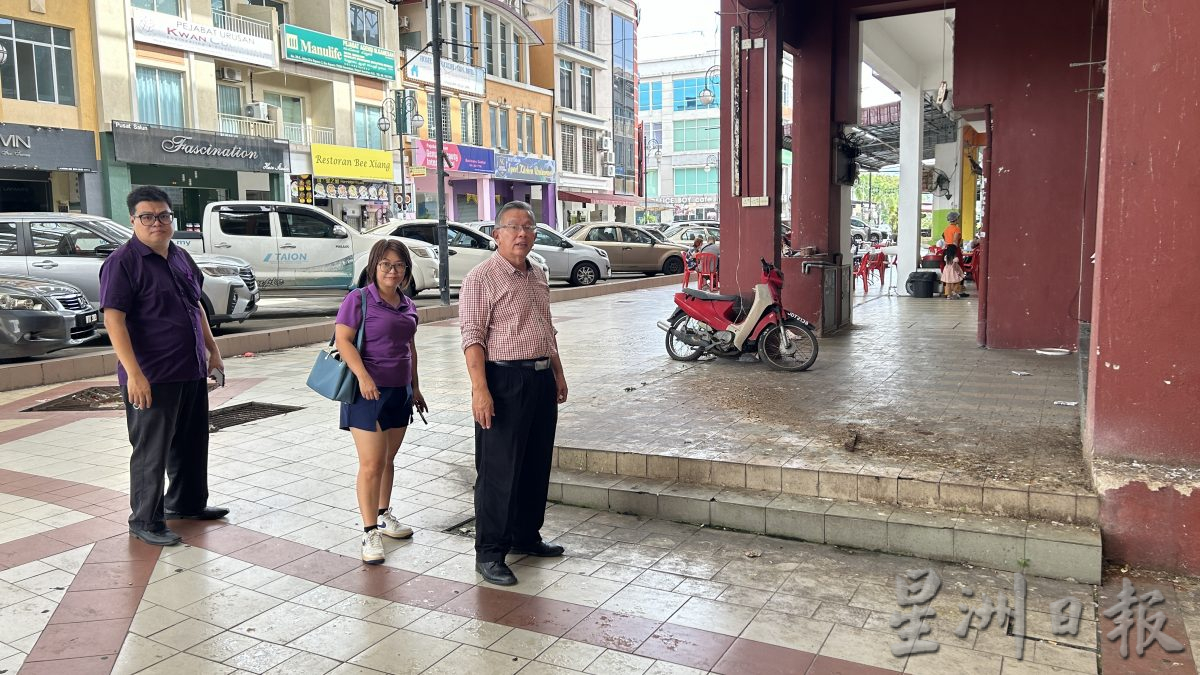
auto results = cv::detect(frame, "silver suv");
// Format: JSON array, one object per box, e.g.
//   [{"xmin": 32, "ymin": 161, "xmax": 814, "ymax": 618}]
[
  {"xmin": 0, "ymin": 275, "xmax": 100, "ymax": 359},
  {"xmin": 470, "ymin": 222, "xmax": 611, "ymax": 286},
  {"xmin": 0, "ymin": 213, "xmax": 258, "ymax": 329}
]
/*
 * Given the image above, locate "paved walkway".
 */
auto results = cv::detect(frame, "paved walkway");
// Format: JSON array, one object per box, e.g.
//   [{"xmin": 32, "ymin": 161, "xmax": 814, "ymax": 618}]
[{"xmin": 0, "ymin": 286, "xmax": 1194, "ymax": 674}]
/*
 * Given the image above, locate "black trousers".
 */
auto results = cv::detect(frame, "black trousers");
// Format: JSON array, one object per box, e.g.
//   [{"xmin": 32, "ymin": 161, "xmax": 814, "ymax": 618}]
[
  {"xmin": 474, "ymin": 364, "xmax": 557, "ymax": 562},
  {"xmin": 122, "ymin": 379, "xmax": 211, "ymax": 530}
]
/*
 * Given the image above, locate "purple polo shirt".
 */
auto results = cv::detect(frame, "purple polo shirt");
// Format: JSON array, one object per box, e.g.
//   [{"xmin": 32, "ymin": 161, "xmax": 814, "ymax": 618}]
[
  {"xmin": 335, "ymin": 284, "xmax": 418, "ymax": 388},
  {"xmin": 99, "ymin": 238, "xmax": 208, "ymax": 386}
]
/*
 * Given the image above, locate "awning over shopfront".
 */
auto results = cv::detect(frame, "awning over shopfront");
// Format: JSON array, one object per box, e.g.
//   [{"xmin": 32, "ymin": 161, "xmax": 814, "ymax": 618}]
[{"xmin": 558, "ymin": 190, "xmax": 642, "ymax": 207}]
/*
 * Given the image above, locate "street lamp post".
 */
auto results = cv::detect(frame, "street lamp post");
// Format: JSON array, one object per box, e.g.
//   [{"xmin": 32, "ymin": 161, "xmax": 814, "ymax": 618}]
[
  {"xmin": 698, "ymin": 65, "xmax": 720, "ymax": 107},
  {"xmin": 378, "ymin": 92, "xmax": 424, "ymax": 216},
  {"xmin": 641, "ymin": 138, "xmax": 662, "ymax": 225}
]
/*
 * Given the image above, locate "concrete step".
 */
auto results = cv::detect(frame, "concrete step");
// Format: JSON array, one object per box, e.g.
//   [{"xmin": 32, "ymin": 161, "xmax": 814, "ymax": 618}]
[
  {"xmin": 548, "ymin": 467, "xmax": 1102, "ymax": 584},
  {"xmin": 552, "ymin": 446, "xmax": 1100, "ymax": 526}
]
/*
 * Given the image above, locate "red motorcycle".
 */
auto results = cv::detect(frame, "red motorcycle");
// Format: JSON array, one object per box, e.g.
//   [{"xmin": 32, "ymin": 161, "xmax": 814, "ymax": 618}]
[{"xmin": 657, "ymin": 258, "xmax": 819, "ymax": 371}]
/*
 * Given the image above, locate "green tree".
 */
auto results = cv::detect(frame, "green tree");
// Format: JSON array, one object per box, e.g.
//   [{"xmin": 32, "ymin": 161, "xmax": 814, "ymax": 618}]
[{"xmin": 853, "ymin": 173, "xmax": 900, "ymax": 231}]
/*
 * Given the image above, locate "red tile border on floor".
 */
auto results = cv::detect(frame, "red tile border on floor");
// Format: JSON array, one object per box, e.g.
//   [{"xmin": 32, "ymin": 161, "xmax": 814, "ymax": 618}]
[
  {"xmin": 227, "ymin": 537, "xmax": 319, "ymax": 569},
  {"xmin": 16, "ymin": 654, "xmax": 118, "ymax": 675},
  {"xmin": 439, "ymin": 585, "xmax": 531, "ymax": 623},
  {"xmin": 382, "ymin": 574, "xmax": 474, "ymax": 608},
  {"xmin": 23, "ymin": 618, "xmax": 133, "ymax": 662},
  {"xmin": 68, "ymin": 560, "xmax": 157, "ymax": 591},
  {"xmin": 181, "ymin": 523, "xmax": 271, "ymax": 554},
  {"xmin": 805, "ymin": 654, "xmax": 903, "ymax": 675},
  {"xmin": 48, "ymin": 588, "xmax": 144, "ymax": 624},
  {"xmin": 562, "ymin": 608, "xmax": 663, "ymax": 653},
  {"xmin": 635, "ymin": 622, "xmax": 738, "ymax": 671},
  {"xmin": 325, "ymin": 565, "xmax": 417, "ymax": 596},
  {"xmin": 712, "ymin": 638, "xmax": 819, "ymax": 675},
  {"xmin": 495, "ymin": 595, "xmax": 594, "ymax": 637},
  {"xmin": 273, "ymin": 550, "xmax": 363, "ymax": 584},
  {"xmin": 1097, "ymin": 574, "xmax": 1196, "ymax": 674}
]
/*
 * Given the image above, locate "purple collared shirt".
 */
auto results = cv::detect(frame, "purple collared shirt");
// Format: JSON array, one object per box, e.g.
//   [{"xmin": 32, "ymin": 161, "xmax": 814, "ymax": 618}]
[
  {"xmin": 335, "ymin": 284, "xmax": 418, "ymax": 388},
  {"xmin": 99, "ymin": 238, "xmax": 208, "ymax": 385}
]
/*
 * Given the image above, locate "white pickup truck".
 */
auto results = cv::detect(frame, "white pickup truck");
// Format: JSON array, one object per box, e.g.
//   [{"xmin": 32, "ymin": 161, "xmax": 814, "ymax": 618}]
[{"xmin": 172, "ymin": 202, "xmax": 439, "ymax": 296}]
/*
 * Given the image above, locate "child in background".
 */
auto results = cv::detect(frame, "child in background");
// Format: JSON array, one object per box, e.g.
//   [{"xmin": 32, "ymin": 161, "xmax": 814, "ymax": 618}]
[{"xmin": 940, "ymin": 248, "xmax": 966, "ymax": 298}]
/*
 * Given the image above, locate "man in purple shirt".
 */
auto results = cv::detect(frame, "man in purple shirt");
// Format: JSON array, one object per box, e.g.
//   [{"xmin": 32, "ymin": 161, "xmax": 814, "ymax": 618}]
[{"xmin": 100, "ymin": 186, "xmax": 228, "ymax": 546}]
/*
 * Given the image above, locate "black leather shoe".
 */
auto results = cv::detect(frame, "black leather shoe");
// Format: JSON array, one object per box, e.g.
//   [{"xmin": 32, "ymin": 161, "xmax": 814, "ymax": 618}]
[
  {"xmin": 130, "ymin": 527, "xmax": 182, "ymax": 546},
  {"xmin": 476, "ymin": 561, "xmax": 518, "ymax": 586},
  {"xmin": 164, "ymin": 507, "xmax": 229, "ymax": 520},
  {"xmin": 511, "ymin": 541, "xmax": 565, "ymax": 557}
]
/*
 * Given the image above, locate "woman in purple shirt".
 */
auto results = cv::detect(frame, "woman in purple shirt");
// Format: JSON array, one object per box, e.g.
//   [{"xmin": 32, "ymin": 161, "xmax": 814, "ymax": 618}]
[{"xmin": 335, "ymin": 239, "xmax": 427, "ymax": 565}]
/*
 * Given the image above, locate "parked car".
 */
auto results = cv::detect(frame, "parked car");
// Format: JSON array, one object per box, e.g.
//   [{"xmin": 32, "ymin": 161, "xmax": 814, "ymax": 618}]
[
  {"xmin": 662, "ymin": 222, "xmax": 721, "ymax": 245},
  {"xmin": 563, "ymin": 223, "xmax": 688, "ymax": 275},
  {"xmin": 0, "ymin": 274, "xmax": 100, "ymax": 359},
  {"xmin": 851, "ymin": 217, "xmax": 891, "ymax": 243},
  {"xmin": 172, "ymin": 202, "xmax": 439, "ymax": 296},
  {"xmin": 0, "ymin": 213, "xmax": 257, "ymax": 328},
  {"xmin": 471, "ymin": 222, "xmax": 611, "ymax": 286},
  {"xmin": 363, "ymin": 220, "xmax": 549, "ymax": 284}
]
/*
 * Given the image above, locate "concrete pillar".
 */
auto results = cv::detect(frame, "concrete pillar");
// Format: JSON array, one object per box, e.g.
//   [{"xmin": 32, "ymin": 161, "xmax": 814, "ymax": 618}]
[
  {"xmin": 99, "ymin": 134, "xmax": 131, "ymax": 221},
  {"xmin": 269, "ymin": 173, "xmax": 285, "ymax": 202},
  {"xmin": 543, "ymin": 184, "xmax": 557, "ymax": 228},
  {"xmin": 1086, "ymin": 0, "xmax": 1200, "ymax": 573},
  {"xmin": 79, "ymin": 172, "xmax": 107, "ymax": 217},
  {"xmin": 478, "ymin": 178, "xmax": 496, "ymax": 220},
  {"xmin": 895, "ymin": 85, "xmax": 922, "ymax": 293}
]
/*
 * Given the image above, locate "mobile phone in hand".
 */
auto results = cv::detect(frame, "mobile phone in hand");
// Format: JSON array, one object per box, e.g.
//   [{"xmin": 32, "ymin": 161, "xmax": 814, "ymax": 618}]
[{"xmin": 211, "ymin": 368, "xmax": 225, "ymax": 387}]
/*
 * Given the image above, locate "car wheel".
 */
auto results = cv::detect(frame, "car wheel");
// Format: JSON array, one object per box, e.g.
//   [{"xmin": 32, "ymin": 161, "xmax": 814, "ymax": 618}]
[
  {"xmin": 570, "ymin": 261, "xmax": 599, "ymax": 286},
  {"xmin": 662, "ymin": 256, "xmax": 685, "ymax": 275}
]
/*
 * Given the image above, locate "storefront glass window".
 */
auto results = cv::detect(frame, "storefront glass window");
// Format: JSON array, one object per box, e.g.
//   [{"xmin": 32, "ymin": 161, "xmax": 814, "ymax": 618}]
[
  {"xmin": 355, "ymin": 103, "xmax": 383, "ymax": 149},
  {"xmin": 0, "ymin": 20, "xmax": 75, "ymax": 105},
  {"xmin": 349, "ymin": 4, "xmax": 381, "ymax": 46},
  {"xmin": 135, "ymin": 65, "xmax": 184, "ymax": 127}
]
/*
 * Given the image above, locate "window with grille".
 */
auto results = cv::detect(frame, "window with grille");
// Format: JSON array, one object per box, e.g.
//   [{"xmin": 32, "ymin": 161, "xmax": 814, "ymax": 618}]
[
  {"xmin": 672, "ymin": 119, "xmax": 719, "ymax": 152},
  {"xmin": 556, "ymin": 0, "xmax": 574, "ymax": 45},
  {"xmin": 558, "ymin": 60, "xmax": 574, "ymax": 109},
  {"xmin": 561, "ymin": 124, "xmax": 577, "ymax": 173},
  {"xmin": 579, "ymin": 2, "xmax": 594, "ymax": 51},
  {"xmin": 460, "ymin": 101, "xmax": 482, "ymax": 146},
  {"xmin": 1, "ymin": 19, "xmax": 77, "ymax": 105},
  {"xmin": 582, "ymin": 128, "xmax": 596, "ymax": 175},
  {"xmin": 427, "ymin": 96, "xmax": 451, "ymax": 140}
]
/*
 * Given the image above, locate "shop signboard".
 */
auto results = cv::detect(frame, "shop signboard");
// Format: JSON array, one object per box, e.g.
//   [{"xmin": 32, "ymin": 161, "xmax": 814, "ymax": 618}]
[
  {"xmin": 283, "ymin": 25, "xmax": 395, "ymax": 79},
  {"xmin": 412, "ymin": 139, "xmax": 494, "ymax": 174},
  {"xmin": 494, "ymin": 154, "xmax": 556, "ymax": 183},
  {"xmin": 291, "ymin": 174, "xmax": 391, "ymax": 202},
  {"xmin": 111, "ymin": 120, "xmax": 290, "ymax": 172},
  {"xmin": 0, "ymin": 123, "xmax": 99, "ymax": 172},
  {"xmin": 132, "ymin": 8, "xmax": 276, "ymax": 68},
  {"xmin": 311, "ymin": 144, "xmax": 393, "ymax": 181},
  {"xmin": 404, "ymin": 49, "xmax": 485, "ymax": 96}
]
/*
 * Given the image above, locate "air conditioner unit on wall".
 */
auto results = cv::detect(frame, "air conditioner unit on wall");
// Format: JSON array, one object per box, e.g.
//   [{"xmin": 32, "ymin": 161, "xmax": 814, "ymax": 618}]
[
  {"xmin": 218, "ymin": 67, "xmax": 242, "ymax": 83},
  {"xmin": 602, "ymin": 150, "xmax": 615, "ymax": 165},
  {"xmin": 244, "ymin": 102, "xmax": 269, "ymax": 121},
  {"xmin": 599, "ymin": 136, "xmax": 612, "ymax": 151},
  {"xmin": 602, "ymin": 164, "xmax": 616, "ymax": 177}
]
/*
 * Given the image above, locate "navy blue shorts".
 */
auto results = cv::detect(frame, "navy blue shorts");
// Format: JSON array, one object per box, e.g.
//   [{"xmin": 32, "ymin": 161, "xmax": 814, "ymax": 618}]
[{"xmin": 340, "ymin": 385, "xmax": 413, "ymax": 431}]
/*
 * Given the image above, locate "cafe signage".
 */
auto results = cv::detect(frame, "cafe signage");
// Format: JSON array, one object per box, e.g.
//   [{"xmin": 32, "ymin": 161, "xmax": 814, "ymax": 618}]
[
  {"xmin": 494, "ymin": 154, "xmax": 556, "ymax": 183},
  {"xmin": 283, "ymin": 25, "xmax": 395, "ymax": 79},
  {"xmin": 111, "ymin": 120, "xmax": 291, "ymax": 172},
  {"xmin": 412, "ymin": 139, "xmax": 494, "ymax": 174},
  {"xmin": 404, "ymin": 49, "xmax": 485, "ymax": 96},
  {"xmin": 132, "ymin": 8, "xmax": 276, "ymax": 68},
  {"xmin": 311, "ymin": 144, "xmax": 393, "ymax": 181},
  {"xmin": 290, "ymin": 174, "xmax": 392, "ymax": 203},
  {"xmin": 0, "ymin": 123, "xmax": 99, "ymax": 172}
]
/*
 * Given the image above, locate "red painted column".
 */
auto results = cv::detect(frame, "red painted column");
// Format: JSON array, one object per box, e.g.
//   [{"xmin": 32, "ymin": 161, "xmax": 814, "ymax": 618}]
[
  {"xmin": 718, "ymin": 0, "xmax": 781, "ymax": 298},
  {"xmin": 1087, "ymin": 0, "xmax": 1200, "ymax": 572}
]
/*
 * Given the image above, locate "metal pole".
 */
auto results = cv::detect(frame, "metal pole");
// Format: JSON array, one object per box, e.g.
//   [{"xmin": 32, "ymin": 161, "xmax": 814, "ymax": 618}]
[
  {"xmin": 395, "ymin": 93, "xmax": 407, "ymax": 216},
  {"xmin": 642, "ymin": 141, "xmax": 647, "ymax": 223},
  {"xmin": 432, "ymin": 0, "xmax": 450, "ymax": 305}
]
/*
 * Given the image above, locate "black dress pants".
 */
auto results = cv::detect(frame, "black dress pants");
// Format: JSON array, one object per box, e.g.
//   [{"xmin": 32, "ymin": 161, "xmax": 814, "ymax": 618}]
[
  {"xmin": 123, "ymin": 379, "xmax": 211, "ymax": 530},
  {"xmin": 474, "ymin": 364, "xmax": 557, "ymax": 563}
]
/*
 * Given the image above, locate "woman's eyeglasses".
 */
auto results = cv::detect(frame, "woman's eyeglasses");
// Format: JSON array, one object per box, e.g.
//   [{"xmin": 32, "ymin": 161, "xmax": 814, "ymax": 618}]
[
  {"xmin": 134, "ymin": 212, "xmax": 174, "ymax": 226},
  {"xmin": 377, "ymin": 261, "xmax": 408, "ymax": 273}
]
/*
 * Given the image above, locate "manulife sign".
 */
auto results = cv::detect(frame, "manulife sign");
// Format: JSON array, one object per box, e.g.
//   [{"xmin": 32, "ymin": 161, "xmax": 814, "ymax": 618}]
[{"xmin": 282, "ymin": 25, "xmax": 395, "ymax": 80}]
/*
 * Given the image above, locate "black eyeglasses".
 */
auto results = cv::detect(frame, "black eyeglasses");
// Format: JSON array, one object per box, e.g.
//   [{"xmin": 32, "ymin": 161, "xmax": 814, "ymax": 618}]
[
  {"xmin": 377, "ymin": 261, "xmax": 408, "ymax": 273},
  {"xmin": 135, "ymin": 212, "xmax": 174, "ymax": 226}
]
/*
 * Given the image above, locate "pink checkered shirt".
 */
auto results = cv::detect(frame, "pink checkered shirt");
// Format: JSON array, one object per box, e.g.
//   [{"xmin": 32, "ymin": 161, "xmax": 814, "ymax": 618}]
[{"xmin": 460, "ymin": 253, "xmax": 558, "ymax": 359}]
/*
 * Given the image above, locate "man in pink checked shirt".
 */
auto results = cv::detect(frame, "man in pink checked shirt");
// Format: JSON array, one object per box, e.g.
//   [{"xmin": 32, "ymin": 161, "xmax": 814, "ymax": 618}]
[{"xmin": 460, "ymin": 201, "xmax": 570, "ymax": 587}]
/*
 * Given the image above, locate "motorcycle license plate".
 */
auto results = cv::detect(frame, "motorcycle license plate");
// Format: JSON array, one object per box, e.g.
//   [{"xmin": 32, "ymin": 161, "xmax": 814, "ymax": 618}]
[{"xmin": 77, "ymin": 312, "xmax": 98, "ymax": 327}]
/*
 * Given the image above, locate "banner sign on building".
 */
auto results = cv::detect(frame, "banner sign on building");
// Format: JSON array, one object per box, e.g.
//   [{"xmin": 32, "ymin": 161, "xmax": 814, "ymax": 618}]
[
  {"xmin": 494, "ymin": 154, "xmax": 556, "ymax": 183},
  {"xmin": 0, "ymin": 123, "xmax": 99, "ymax": 172},
  {"xmin": 404, "ymin": 49, "xmax": 485, "ymax": 96},
  {"xmin": 291, "ymin": 174, "xmax": 392, "ymax": 202},
  {"xmin": 310, "ymin": 144, "xmax": 393, "ymax": 181},
  {"xmin": 412, "ymin": 139, "xmax": 494, "ymax": 174},
  {"xmin": 283, "ymin": 25, "xmax": 395, "ymax": 80},
  {"xmin": 131, "ymin": 8, "xmax": 276, "ymax": 68},
  {"xmin": 111, "ymin": 121, "xmax": 290, "ymax": 172}
]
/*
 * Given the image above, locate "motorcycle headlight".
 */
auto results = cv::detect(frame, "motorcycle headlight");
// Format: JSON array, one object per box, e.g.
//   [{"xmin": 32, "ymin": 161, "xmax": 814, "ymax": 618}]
[
  {"xmin": 0, "ymin": 293, "xmax": 53, "ymax": 311},
  {"xmin": 200, "ymin": 265, "xmax": 241, "ymax": 277}
]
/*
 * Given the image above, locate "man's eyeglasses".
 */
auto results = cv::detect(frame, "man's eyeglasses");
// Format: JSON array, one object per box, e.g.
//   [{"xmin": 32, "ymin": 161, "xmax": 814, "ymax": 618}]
[
  {"xmin": 500, "ymin": 225, "xmax": 537, "ymax": 233},
  {"xmin": 377, "ymin": 261, "xmax": 408, "ymax": 273},
  {"xmin": 134, "ymin": 212, "xmax": 174, "ymax": 226}
]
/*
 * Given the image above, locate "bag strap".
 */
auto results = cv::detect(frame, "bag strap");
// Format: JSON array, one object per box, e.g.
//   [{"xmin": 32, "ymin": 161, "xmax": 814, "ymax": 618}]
[{"xmin": 354, "ymin": 288, "xmax": 368, "ymax": 350}]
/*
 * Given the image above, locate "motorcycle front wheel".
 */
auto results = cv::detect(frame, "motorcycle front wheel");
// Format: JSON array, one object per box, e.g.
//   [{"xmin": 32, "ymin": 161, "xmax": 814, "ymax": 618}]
[
  {"xmin": 665, "ymin": 313, "xmax": 706, "ymax": 361},
  {"xmin": 758, "ymin": 319, "xmax": 819, "ymax": 371}
]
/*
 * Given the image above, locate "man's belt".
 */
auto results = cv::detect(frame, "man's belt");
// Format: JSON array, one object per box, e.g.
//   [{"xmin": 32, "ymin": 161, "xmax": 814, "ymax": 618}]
[{"xmin": 488, "ymin": 358, "xmax": 551, "ymax": 371}]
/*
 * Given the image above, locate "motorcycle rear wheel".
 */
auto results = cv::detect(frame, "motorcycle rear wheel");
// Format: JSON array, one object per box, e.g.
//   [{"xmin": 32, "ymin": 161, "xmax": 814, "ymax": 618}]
[
  {"xmin": 665, "ymin": 313, "xmax": 706, "ymax": 361},
  {"xmin": 758, "ymin": 319, "xmax": 818, "ymax": 371}
]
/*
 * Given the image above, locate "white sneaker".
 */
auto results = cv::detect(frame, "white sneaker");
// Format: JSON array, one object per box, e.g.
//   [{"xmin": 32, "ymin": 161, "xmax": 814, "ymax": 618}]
[
  {"xmin": 361, "ymin": 529, "xmax": 385, "ymax": 565},
  {"xmin": 378, "ymin": 508, "xmax": 414, "ymax": 539}
]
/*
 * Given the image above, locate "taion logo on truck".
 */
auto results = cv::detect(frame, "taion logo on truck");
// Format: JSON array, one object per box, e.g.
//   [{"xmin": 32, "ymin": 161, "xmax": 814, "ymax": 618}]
[{"xmin": 265, "ymin": 252, "xmax": 309, "ymax": 262}]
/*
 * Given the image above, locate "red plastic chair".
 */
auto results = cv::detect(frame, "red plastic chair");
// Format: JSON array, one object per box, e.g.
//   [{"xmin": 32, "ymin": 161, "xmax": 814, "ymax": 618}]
[
  {"xmin": 856, "ymin": 252, "xmax": 885, "ymax": 291},
  {"xmin": 694, "ymin": 253, "xmax": 719, "ymax": 291}
]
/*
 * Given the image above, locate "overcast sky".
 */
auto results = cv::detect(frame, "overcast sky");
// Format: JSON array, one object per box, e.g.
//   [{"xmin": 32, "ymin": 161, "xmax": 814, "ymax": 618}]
[{"xmin": 636, "ymin": 0, "xmax": 899, "ymax": 108}]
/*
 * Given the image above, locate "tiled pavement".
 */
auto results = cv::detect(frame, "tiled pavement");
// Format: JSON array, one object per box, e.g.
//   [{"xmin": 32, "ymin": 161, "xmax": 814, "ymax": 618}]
[{"xmin": 0, "ymin": 286, "xmax": 1195, "ymax": 674}]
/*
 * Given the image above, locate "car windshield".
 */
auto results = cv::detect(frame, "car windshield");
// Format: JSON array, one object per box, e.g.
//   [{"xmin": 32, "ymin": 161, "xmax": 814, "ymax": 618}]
[
  {"xmin": 85, "ymin": 219, "xmax": 133, "ymax": 243},
  {"xmin": 645, "ymin": 229, "xmax": 667, "ymax": 242},
  {"xmin": 563, "ymin": 225, "xmax": 583, "ymax": 237}
]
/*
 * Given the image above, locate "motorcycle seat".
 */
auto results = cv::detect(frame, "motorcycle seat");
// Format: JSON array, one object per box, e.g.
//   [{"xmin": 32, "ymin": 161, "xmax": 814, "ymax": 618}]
[{"xmin": 682, "ymin": 287, "xmax": 743, "ymax": 303}]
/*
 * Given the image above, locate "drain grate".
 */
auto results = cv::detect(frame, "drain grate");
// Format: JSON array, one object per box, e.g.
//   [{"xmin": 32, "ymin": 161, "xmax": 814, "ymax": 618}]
[
  {"xmin": 23, "ymin": 385, "xmax": 215, "ymax": 412},
  {"xmin": 208, "ymin": 402, "xmax": 303, "ymax": 431},
  {"xmin": 442, "ymin": 516, "xmax": 476, "ymax": 538}
]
